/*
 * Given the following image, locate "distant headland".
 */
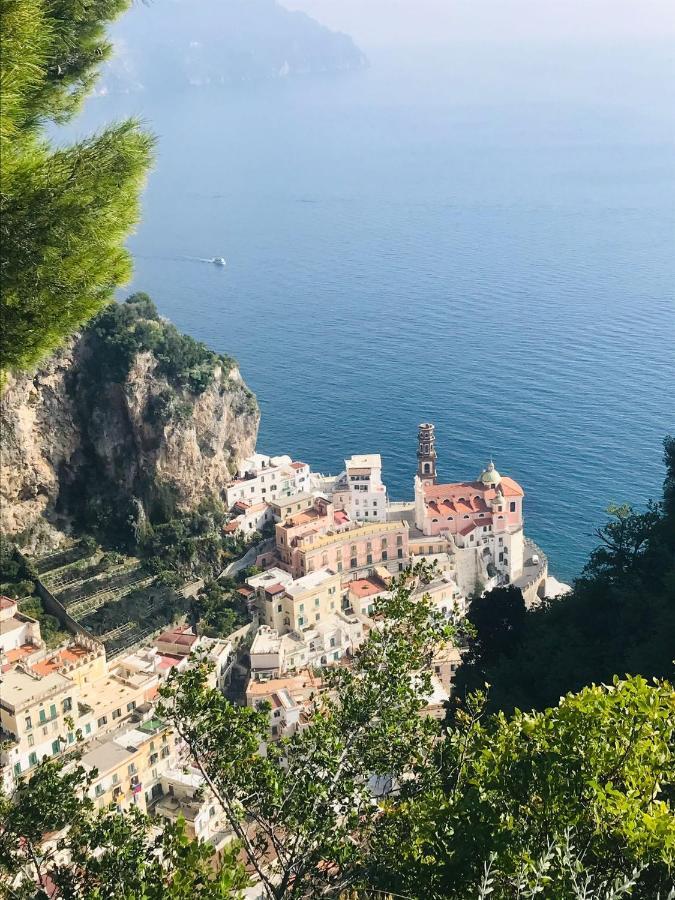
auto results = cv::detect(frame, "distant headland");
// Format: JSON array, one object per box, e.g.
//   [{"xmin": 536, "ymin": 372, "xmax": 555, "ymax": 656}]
[{"xmin": 101, "ymin": 0, "xmax": 368, "ymax": 94}]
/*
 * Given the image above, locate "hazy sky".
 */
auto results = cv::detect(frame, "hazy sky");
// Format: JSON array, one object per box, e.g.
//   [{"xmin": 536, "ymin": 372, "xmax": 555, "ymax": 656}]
[{"xmin": 283, "ymin": 0, "xmax": 675, "ymax": 48}]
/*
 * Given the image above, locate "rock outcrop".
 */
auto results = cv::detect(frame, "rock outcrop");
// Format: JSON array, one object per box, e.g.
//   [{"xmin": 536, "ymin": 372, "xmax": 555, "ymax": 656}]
[{"xmin": 1, "ymin": 305, "xmax": 259, "ymax": 553}]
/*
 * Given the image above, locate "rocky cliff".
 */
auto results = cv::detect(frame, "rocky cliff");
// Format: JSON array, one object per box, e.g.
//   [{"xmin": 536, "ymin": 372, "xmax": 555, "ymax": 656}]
[{"xmin": 0, "ymin": 295, "xmax": 259, "ymax": 553}]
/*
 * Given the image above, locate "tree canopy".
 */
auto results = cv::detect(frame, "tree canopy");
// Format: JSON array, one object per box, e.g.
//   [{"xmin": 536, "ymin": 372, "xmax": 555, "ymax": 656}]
[{"xmin": 0, "ymin": 0, "xmax": 153, "ymax": 380}]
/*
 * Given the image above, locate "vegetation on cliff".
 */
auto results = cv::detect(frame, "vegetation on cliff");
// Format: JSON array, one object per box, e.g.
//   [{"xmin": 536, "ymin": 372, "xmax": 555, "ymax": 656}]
[
  {"xmin": 0, "ymin": 0, "xmax": 153, "ymax": 380},
  {"xmin": 87, "ymin": 293, "xmax": 238, "ymax": 395},
  {"xmin": 452, "ymin": 436, "xmax": 675, "ymax": 713}
]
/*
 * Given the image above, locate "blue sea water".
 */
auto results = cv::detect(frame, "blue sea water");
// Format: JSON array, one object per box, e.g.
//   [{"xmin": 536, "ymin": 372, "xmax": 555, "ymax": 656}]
[{"xmin": 65, "ymin": 41, "xmax": 675, "ymax": 581}]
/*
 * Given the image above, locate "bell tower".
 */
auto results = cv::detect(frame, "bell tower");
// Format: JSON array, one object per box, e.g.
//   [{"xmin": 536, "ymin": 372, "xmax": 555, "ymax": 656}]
[{"xmin": 417, "ymin": 423, "xmax": 437, "ymax": 485}]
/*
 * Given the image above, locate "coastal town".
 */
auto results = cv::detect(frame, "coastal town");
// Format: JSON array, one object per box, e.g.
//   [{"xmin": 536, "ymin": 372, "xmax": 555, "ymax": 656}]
[{"xmin": 0, "ymin": 423, "xmax": 571, "ymax": 885}]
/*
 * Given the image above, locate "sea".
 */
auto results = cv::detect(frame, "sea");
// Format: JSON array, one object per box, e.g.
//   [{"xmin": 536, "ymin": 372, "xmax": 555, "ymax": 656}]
[{"xmin": 62, "ymin": 40, "xmax": 675, "ymax": 582}]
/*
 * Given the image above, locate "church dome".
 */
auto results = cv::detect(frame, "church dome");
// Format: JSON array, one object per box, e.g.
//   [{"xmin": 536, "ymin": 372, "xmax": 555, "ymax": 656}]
[{"xmin": 479, "ymin": 460, "xmax": 502, "ymax": 486}]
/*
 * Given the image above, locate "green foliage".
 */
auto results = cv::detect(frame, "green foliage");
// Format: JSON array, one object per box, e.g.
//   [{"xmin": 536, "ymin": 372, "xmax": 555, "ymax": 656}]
[
  {"xmin": 0, "ymin": 1, "xmax": 153, "ymax": 378},
  {"xmin": 159, "ymin": 565, "xmax": 456, "ymax": 899},
  {"xmin": 158, "ymin": 566, "xmax": 675, "ymax": 899},
  {"xmin": 373, "ymin": 676, "xmax": 675, "ymax": 898},
  {"xmin": 18, "ymin": 596, "xmax": 68, "ymax": 647},
  {"xmin": 88, "ymin": 293, "xmax": 235, "ymax": 394},
  {"xmin": 0, "ymin": 758, "xmax": 248, "ymax": 898},
  {"xmin": 191, "ymin": 580, "xmax": 249, "ymax": 638},
  {"xmin": 453, "ymin": 436, "xmax": 675, "ymax": 714},
  {"xmin": 139, "ymin": 501, "xmax": 247, "ymax": 580},
  {"xmin": 0, "ymin": 541, "xmax": 36, "ymax": 588}
]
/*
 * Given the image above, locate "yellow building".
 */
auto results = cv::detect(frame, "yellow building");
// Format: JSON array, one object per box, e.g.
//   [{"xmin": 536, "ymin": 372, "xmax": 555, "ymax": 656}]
[
  {"xmin": 253, "ymin": 568, "xmax": 342, "ymax": 634},
  {"xmin": 0, "ymin": 636, "xmax": 157, "ymax": 785},
  {"xmin": 79, "ymin": 717, "xmax": 176, "ymax": 813}
]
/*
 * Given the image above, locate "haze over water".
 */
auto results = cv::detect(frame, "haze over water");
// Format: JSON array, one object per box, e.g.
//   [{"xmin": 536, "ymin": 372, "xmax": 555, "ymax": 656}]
[{"xmin": 68, "ymin": 15, "xmax": 675, "ymax": 581}]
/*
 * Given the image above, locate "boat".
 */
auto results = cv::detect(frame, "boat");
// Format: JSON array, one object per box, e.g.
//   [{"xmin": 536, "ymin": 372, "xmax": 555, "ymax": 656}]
[{"xmin": 212, "ymin": 257, "xmax": 227, "ymax": 267}]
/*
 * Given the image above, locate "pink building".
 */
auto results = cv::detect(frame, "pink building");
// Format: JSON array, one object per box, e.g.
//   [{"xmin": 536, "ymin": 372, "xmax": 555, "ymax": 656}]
[
  {"xmin": 273, "ymin": 496, "xmax": 409, "ymax": 580},
  {"xmin": 414, "ymin": 425, "xmax": 525, "ymax": 585}
]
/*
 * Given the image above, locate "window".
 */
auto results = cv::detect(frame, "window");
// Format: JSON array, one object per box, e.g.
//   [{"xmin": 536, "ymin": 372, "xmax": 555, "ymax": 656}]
[
  {"xmin": 51, "ymin": 740, "xmax": 61, "ymax": 755},
  {"xmin": 366, "ymin": 554, "xmax": 373, "ymax": 564},
  {"xmin": 62, "ymin": 697, "xmax": 72, "ymax": 713},
  {"xmin": 13, "ymin": 763, "xmax": 21, "ymax": 777},
  {"xmin": 128, "ymin": 763, "xmax": 137, "ymax": 776},
  {"xmin": 397, "ymin": 549, "xmax": 403, "ymax": 559},
  {"xmin": 112, "ymin": 774, "xmax": 119, "ymax": 785},
  {"xmin": 85, "ymin": 723, "xmax": 92, "ymax": 735},
  {"xmin": 382, "ymin": 551, "xmax": 388, "ymax": 560},
  {"xmin": 298, "ymin": 616, "xmax": 305, "ymax": 627},
  {"xmin": 39, "ymin": 709, "xmax": 46, "ymax": 724},
  {"xmin": 299, "ymin": 602, "xmax": 304, "ymax": 612},
  {"xmin": 29, "ymin": 752, "xmax": 38, "ymax": 767},
  {"xmin": 95, "ymin": 783, "xmax": 105, "ymax": 797},
  {"xmin": 161, "ymin": 746, "xmax": 170, "ymax": 759},
  {"xmin": 49, "ymin": 704, "xmax": 57, "ymax": 719},
  {"xmin": 98, "ymin": 716, "xmax": 107, "ymax": 728},
  {"xmin": 350, "ymin": 557, "xmax": 357, "ymax": 569},
  {"xmin": 314, "ymin": 597, "xmax": 320, "ymax": 606},
  {"xmin": 24, "ymin": 715, "xmax": 32, "ymax": 731},
  {"xmin": 510, "ymin": 502, "xmax": 516, "ymax": 512},
  {"xmin": 398, "ymin": 563, "xmax": 404, "ymax": 571},
  {"xmin": 277, "ymin": 604, "xmax": 282, "ymax": 612},
  {"xmin": 315, "ymin": 613, "xmax": 320, "ymax": 622},
  {"xmin": 396, "ymin": 536, "xmax": 403, "ymax": 546},
  {"xmin": 67, "ymin": 732, "xmax": 75, "ymax": 744},
  {"xmin": 127, "ymin": 701, "xmax": 136, "ymax": 713}
]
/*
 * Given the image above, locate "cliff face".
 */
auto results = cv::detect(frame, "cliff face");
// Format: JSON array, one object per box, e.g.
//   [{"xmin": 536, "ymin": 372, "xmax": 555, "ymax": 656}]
[{"xmin": 1, "ymin": 307, "xmax": 259, "ymax": 553}]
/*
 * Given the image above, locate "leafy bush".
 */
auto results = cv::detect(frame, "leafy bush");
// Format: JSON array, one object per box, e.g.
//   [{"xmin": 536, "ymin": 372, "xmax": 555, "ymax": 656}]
[
  {"xmin": 191, "ymin": 580, "xmax": 249, "ymax": 638},
  {"xmin": 18, "ymin": 597, "xmax": 68, "ymax": 648},
  {"xmin": 87, "ymin": 293, "xmax": 235, "ymax": 394}
]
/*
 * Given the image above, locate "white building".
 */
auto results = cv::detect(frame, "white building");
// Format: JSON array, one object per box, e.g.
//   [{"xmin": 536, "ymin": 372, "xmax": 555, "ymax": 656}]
[
  {"xmin": 224, "ymin": 454, "xmax": 311, "ymax": 509},
  {"xmin": 0, "ymin": 596, "xmax": 42, "ymax": 660},
  {"xmin": 249, "ymin": 610, "xmax": 365, "ymax": 681},
  {"xmin": 330, "ymin": 454, "xmax": 388, "ymax": 523}
]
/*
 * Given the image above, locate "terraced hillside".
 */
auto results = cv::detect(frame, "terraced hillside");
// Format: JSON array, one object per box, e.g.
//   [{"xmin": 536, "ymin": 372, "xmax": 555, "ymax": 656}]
[{"xmin": 35, "ymin": 542, "xmax": 193, "ymax": 657}]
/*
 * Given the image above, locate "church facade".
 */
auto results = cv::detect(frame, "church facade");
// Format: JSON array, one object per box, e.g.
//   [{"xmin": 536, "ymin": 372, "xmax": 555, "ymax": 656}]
[{"xmin": 413, "ymin": 423, "xmax": 525, "ymax": 587}]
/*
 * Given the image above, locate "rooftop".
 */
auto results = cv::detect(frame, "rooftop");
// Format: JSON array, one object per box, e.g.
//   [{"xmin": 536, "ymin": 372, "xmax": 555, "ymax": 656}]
[
  {"xmin": 79, "ymin": 739, "xmax": 132, "ymax": 775},
  {"xmin": 30, "ymin": 644, "xmax": 91, "ymax": 677},
  {"xmin": 298, "ymin": 519, "xmax": 408, "ymax": 551},
  {"xmin": 346, "ymin": 454, "xmax": 382, "ymax": 470},
  {"xmin": 250, "ymin": 628, "xmax": 282, "ymax": 656},
  {"xmin": 285, "ymin": 567, "xmax": 339, "ymax": 597},
  {"xmin": 0, "ymin": 667, "xmax": 72, "ymax": 710},
  {"xmin": 348, "ymin": 576, "xmax": 389, "ymax": 599}
]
